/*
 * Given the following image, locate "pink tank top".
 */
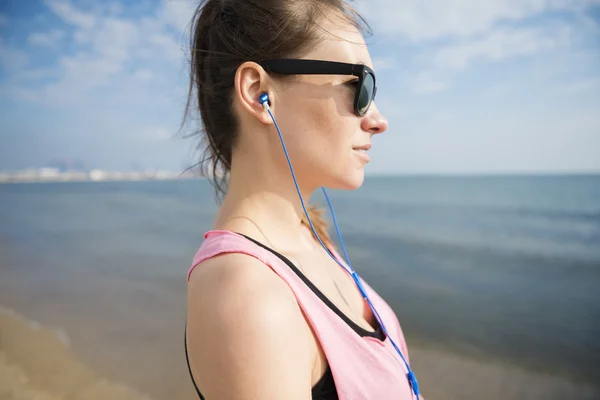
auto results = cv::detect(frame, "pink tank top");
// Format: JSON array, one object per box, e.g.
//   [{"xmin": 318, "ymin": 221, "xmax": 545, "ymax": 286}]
[{"xmin": 187, "ymin": 229, "xmax": 416, "ymax": 400}]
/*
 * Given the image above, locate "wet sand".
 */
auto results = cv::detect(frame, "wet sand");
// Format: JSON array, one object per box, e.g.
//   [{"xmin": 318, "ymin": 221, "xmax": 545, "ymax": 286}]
[
  {"xmin": 410, "ymin": 346, "xmax": 599, "ymax": 400},
  {"xmin": 0, "ymin": 307, "xmax": 149, "ymax": 400},
  {"xmin": 1, "ymin": 306, "xmax": 598, "ymax": 400}
]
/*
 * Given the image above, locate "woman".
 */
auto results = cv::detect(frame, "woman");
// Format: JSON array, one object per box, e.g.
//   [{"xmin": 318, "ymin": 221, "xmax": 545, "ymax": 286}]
[{"xmin": 184, "ymin": 1, "xmax": 422, "ymax": 399}]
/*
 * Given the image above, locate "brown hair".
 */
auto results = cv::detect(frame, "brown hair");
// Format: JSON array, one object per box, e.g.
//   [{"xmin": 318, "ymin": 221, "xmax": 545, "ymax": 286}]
[{"xmin": 183, "ymin": 0, "xmax": 371, "ymax": 245}]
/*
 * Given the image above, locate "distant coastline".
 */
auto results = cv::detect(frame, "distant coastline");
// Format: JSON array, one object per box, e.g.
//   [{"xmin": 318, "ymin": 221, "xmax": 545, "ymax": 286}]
[
  {"xmin": 0, "ymin": 168, "xmax": 202, "ymax": 184},
  {"xmin": 1, "ymin": 168, "xmax": 598, "ymax": 184}
]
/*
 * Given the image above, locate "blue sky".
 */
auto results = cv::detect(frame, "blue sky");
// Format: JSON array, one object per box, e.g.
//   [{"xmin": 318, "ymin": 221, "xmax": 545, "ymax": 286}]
[{"xmin": 0, "ymin": 0, "xmax": 599, "ymax": 174}]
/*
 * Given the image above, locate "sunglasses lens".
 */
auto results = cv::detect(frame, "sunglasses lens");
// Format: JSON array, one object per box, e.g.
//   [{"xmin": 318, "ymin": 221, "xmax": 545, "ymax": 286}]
[{"xmin": 358, "ymin": 73, "xmax": 375, "ymax": 115}]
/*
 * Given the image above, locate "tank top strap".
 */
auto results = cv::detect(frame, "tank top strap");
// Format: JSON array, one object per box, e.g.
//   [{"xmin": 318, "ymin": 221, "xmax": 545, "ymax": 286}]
[
  {"xmin": 186, "ymin": 229, "xmax": 357, "ymax": 336},
  {"xmin": 187, "ymin": 230, "xmax": 273, "ymax": 282},
  {"xmin": 187, "ymin": 230, "xmax": 318, "ymax": 297}
]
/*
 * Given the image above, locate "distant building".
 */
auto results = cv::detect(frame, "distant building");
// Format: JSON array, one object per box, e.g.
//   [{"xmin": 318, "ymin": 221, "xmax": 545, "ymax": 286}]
[
  {"xmin": 89, "ymin": 169, "xmax": 107, "ymax": 181},
  {"xmin": 38, "ymin": 168, "xmax": 61, "ymax": 179}
]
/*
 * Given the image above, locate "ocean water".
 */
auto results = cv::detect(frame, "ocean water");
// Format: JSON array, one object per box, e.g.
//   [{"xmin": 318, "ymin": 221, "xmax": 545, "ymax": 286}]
[{"xmin": 0, "ymin": 175, "xmax": 599, "ymax": 397}]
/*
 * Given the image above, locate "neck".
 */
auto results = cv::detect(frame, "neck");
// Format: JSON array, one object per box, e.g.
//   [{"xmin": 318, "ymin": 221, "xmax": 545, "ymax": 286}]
[{"xmin": 214, "ymin": 151, "xmax": 319, "ymax": 252}]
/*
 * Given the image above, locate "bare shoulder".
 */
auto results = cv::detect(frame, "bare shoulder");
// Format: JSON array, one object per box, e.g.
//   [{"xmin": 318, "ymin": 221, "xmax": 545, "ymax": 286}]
[
  {"xmin": 186, "ymin": 253, "xmax": 314, "ymax": 400},
  {"xmin": 187, "ymin": 253, "xmax": 304, "ymax": 328}
]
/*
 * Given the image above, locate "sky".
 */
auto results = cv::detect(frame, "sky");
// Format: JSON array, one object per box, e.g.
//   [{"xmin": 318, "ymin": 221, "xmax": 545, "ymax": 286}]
[{"xmin": 0, "ymin": 0, "xmax": 599, "ymax": 174}]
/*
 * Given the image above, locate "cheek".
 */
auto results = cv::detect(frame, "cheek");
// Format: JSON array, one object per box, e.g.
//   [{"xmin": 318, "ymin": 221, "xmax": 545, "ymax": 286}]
[
  {"xmin": 280, "ymin": 88, "xmax": 355, "ymax": 171},
  {"xmin": 306, "ymin": 103, "xmax": 351, "ymax": 162}
]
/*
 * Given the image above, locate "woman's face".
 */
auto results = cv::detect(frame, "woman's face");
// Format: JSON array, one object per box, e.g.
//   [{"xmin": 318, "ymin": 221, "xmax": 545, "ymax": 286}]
[{"xmin": 271, "ymin": 17, "xmax": 389, "ymax": 191}]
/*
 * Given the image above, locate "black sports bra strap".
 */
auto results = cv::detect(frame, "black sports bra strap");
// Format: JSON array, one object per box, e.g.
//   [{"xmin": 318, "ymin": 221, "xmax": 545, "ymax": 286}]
[{"xmin": 184, "ymin": 322, "xmax": 206, "ymax": 400}]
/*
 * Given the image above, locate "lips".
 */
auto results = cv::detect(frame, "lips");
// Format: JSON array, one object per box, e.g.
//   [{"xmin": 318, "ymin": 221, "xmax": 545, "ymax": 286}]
[
  {"xmin": 353, "ymin": 145, "xmax": 371, "ymax": 163},
  {"xmin": 352, "ymin": 144, "xmax": 372, "ymax": 151}
]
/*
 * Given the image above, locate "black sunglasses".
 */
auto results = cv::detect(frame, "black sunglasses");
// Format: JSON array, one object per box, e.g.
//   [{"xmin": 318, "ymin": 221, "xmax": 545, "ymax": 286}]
[{"xmin": 258, "ymin": 59, "xmax": 377, "ymax": 117}]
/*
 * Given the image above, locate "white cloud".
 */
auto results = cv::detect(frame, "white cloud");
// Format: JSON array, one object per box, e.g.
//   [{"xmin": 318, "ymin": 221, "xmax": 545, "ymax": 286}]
[
  {"xmin": 7, "ymin": 0, "xmax": 188, "ymax": 106},
  {"xmin": 92, "ymin": 18, "xmax": 139, "ymax": 61},
  {"xmin": 372, "ymin": 57, "xmax": 394, "ymax": 71},
  {"xmin": 361, "ymin": 0, "xmax": 593, "ymax": 95},
  {"xmin": 27, "ymin": 29, "xmax": 65, "ymax": 47},
  {"xmin": 159, "ymin": 0, "xmax": 198, "ymax": 33},
  {"xmin": 433, "ymin": 25, "xmax": 572, "ymax": 71},
  {"xmin": 148, "ymin": 32, "xmax": 184, "ymax": 62},
  {"xmin": 8, "ymin": 51, "xmax": 124, "ymax": 106},
  {"xmin": 134, "ymin": 69, "xmax": 155, "ymax": 81},
  {"xmin": 358, "ymin": 0, "xmax": 600, "ymax": 41},
  {"xmin": 413, "ymin": 71, "xmax": 448, "ymax": 94},
  {"xmin": 410, "ymin": 22, "xmax": 574, "ymax": 94},
  {"xmin": 44, "ymin": 0, "xmax": 96, "ymax": 29},
  {"xmin": 52, "ymin": 54, "xmax": 122, "ymax": 100}
]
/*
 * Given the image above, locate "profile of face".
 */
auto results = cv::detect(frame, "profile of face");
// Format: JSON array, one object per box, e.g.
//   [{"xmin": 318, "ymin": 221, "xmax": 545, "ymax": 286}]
[{"xmin": 234, "ymin": 15, "xmax": 389, "ymax": 193}]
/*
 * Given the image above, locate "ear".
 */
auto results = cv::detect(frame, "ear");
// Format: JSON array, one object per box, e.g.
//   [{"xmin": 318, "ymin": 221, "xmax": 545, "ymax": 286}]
[{"xmin": 234, "ymin": 61, "xmax": 274, "ymax": 125}]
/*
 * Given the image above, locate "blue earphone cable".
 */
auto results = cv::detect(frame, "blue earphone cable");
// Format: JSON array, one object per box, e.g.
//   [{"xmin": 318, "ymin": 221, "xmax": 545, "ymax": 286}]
[{"xmin": 259, "ymin": 93, "xmax": 420, "ymax": 398}]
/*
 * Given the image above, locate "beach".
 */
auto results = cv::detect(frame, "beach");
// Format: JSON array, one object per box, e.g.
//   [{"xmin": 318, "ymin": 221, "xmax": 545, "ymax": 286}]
[
  {"xmin": 0, "ymin": 307, "xmax": 148, "ymax": 400},
  {"xmin": 1, "ymin": 177, "xmax": 598, "ymax": 399},
  {"xmin": 1, "ymin": 306, "xmax": 599, "ymax": 400}
]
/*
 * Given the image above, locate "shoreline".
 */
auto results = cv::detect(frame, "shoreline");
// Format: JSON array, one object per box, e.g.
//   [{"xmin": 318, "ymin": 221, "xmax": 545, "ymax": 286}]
[
  {"xmin": 1, "ymin": 172, "xmax": 598, "ymax": 185},
  {"xmin": 0, "ymin": 306, "xmax": 150, "ymax": 400},
  {"xmin": 0, "ymin": 176, "xmax": 202, "ymax": 185},
  {"xmin": 2, "ymin": 305, "xmax": 598, "ymax": 400}
]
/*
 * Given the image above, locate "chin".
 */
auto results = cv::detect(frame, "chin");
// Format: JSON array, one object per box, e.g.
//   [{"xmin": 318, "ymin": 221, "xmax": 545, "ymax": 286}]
[{"xmin": 332, "ymin": 170, "xmax": 365, "ymax": 191}]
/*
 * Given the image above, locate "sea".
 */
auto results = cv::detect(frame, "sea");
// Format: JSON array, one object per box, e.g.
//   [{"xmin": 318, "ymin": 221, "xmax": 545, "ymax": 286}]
[{"xmin": 0, "ymin": 175, "xmax": 599, "ymax": 399}]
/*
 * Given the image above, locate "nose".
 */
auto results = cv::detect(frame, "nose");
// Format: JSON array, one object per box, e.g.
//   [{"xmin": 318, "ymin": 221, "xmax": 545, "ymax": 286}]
[{"xmin": 361, "ymin": 102, "xmax": 388, "ymax": 135}]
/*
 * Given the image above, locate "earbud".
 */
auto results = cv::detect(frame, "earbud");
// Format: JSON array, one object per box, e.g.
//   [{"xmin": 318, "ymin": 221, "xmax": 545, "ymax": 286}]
[{"xmin": 259, "ymin": 92, "xmax": 270, "ymax": 108}]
